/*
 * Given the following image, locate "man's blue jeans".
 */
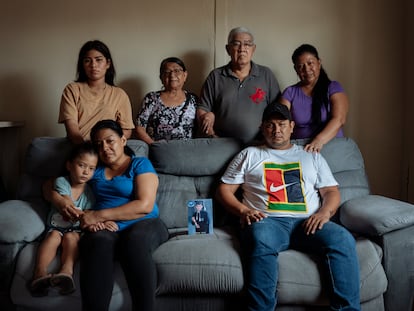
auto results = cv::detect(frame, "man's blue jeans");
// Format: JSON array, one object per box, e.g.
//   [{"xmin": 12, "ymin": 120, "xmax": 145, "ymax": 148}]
[{"xmin": 241, "ymin": 217, "xmax": 361, "ymax": 311}]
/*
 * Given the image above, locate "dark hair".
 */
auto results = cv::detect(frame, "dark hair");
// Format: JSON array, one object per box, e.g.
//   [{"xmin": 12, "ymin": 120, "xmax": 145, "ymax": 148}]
[
  {"xmin": 194, "ymin": 201, "xmax": 205, "ymax": 211},
  {"xmin": 90, "ymin": 120, "xmax": 134, "ymax": 156},
  {"xmin": 67, "ymin": 141, "xmax": 98, "ymax": 162},
  {"xmin": 292, "ymin": 44, "xmax": 331, "ymax": 136},
  {"xmin": 90, "ymin": 119, "xmax": 123, "ymax": 140},
  {"xmin": 159, "ymin": 57, "xmax": 187, "ymax": 79},
  {"xmin": 76, "ymin": 40, "xmax": 116, "ymax": 86}
]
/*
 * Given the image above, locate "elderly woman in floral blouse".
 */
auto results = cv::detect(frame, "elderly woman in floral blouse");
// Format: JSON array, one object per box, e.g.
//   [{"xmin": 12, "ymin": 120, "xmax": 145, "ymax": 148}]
[{"xmin": 135, "ymin": 57, "xmax": 199, "ymax": 144}]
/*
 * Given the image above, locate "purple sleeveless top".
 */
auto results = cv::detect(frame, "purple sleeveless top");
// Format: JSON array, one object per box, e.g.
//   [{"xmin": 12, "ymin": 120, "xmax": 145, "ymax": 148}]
[{"xmin": 281, "ymin": 81, "xmax": 345, "ymax": 139}]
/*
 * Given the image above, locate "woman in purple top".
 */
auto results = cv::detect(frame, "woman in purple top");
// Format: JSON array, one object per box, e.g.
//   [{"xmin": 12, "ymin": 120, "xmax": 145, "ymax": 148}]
[{"xmin": 280, "ymin": 44, "xmax": 349, "ymax": 152}]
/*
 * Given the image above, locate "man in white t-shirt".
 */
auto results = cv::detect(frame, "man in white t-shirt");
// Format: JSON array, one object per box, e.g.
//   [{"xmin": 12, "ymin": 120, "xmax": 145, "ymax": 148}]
[{"xmin": 217, "ymin": 103, "xmax": 360, "ymax": 311}]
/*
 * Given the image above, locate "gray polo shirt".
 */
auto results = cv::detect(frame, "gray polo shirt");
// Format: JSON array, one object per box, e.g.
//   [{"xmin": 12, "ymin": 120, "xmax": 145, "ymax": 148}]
[{"xmin": 199, "ymin": 61, "xmax": 280, "ymax": 144}]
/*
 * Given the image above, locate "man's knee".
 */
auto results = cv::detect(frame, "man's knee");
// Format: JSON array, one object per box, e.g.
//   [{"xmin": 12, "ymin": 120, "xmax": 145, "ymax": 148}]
[
  {"xmin": 242, "ymin": 220, "xmax": 289, "ymax": 256},
  {"xmin": 319, "ymin": 222, "xmax": 356, "ymax": 250}
]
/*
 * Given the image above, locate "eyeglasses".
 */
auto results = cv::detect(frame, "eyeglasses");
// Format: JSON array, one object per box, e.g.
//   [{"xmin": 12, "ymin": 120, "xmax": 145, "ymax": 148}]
[
  {"xmin": 162, "ymin": 68, "xmax": 184, "ymax": 76},
  {"xmin": 229, "ymin": 41, "xmax": 255, "ymax": 49}
]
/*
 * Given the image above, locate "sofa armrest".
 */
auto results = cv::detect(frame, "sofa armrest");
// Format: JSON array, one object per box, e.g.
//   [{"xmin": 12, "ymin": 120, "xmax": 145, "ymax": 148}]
[
  {"xmin": 340, "ymin": 194, "xmax": 414, "ymax": 236},
  {"xmin": 0, "ymin": 199, "xmax": 46, "ymax": 243},
  {"xmin": 0, "ymin": 200, "xmax": 46, "ymax": 292}
]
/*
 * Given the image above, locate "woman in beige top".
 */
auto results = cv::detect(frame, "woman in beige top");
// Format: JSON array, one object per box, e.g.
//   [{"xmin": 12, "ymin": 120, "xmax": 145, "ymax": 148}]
[{"xmin": 58, "ymin": 40, "xmax": 134, "ymax": 144}]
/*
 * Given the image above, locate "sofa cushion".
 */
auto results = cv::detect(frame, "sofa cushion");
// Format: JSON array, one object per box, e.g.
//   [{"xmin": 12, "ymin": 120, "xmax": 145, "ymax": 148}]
[
  {"xmin": 127, "ymin": 139, "xmax": 149, "ymax": 157},
  {"xmin": 11, "ymin": 242, "xmax": 132, "ymax": 311},
  {"xmin": 156, "ymin": 174, "xmax": 230, "ymax": 229},
  {"xmin": 319, "ymin": 138, "xmax": 370, "ymax": 203},
  {"xmin": 277, "ymin": 238, "xmax": 387, "ymax": 305},
  {"xmin": 0, "ymin": 200, "xmax": 46, "ymax": 243},
  {"xmin": 149, "ymin": 138, "xmax": 242, "ymax": 176},
  {"xmin": 153, "ymin": 228, "xmax": 243, "ymax": 295},
  {"xmin": 10, "ymin": 234, "xmax": 387, "ymax": 309},
  {"xmin": 17, "ymin": 137, "xmax": 148, "ymax": 200},
  {"xmin": 22, "ymin": 137, "xmax": 148, "ymax": 178},
  {"xmin": 151, "ymin": 138, "xmax": 242, "ymax": 229},
  {"xmin": 22, "ymin": 137, "xmax": 72, "ymax": 178},
  {"xmin": 153, "ymin": 233, "xmax": 386, "ymax": 304}
]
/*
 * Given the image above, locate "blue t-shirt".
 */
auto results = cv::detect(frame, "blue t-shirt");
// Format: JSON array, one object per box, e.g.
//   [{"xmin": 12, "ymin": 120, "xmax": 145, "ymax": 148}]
[{"xmin": 89, "ymin": 156, "xmax": 159, "ymax": 231}]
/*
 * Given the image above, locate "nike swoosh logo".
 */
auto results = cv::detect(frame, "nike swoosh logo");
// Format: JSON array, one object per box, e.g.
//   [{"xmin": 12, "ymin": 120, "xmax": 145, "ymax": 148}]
[{"xmin": 269, "ymin": 182, "xmax": 298, "ymax": 192}]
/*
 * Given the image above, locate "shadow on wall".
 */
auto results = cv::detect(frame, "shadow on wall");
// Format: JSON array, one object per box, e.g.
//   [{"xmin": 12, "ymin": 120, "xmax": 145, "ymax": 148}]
[
  {"xmin": 0, "ymin": 74, "xmax": 47, "ymax": 146},
  {"xmin": 180, "ymin": 50, "xmax": 210, "ymax": 96},
  {"xmin": 0, "ymin": 75, "xmax": 38, "ymax": 124},
  {"xmin": 0, "ymin": 74, "xmax": 45, "ymax": 199},
  {"xmin": 0, "ymin": 74, "xmax": 63, "ymax": 139}
]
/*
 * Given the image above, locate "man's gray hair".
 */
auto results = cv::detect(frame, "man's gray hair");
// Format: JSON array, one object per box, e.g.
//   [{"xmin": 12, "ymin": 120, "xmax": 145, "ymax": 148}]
[{"xmin": 227, "ymin": 26, "xmax": 255, "ymax": 44}]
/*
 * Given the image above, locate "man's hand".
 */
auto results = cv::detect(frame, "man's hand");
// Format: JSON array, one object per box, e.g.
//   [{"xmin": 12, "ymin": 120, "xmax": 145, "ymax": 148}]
[
  {"xmin": 302, "ymin": 210, "xmax": 331, "ymax": 235},
  {"xmin": 303, "ymin": 186, "xmax": 340, "ymax": 234},
  {"xmin": 200, "ymin": 112, "xmax": 216, "ymax": 136},
  {"xmin": 217, "ymin": 183, "xmax": 266, "ymax": 227},
  {"xmin": 240, "ymin": 208, "xmax": 267, "ymax": 226}
]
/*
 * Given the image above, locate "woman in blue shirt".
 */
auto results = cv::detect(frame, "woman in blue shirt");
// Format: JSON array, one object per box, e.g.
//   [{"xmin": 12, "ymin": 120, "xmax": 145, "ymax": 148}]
[{"xmin": 46, "ymin": 120, "xmax": 168, "ymax": 311}]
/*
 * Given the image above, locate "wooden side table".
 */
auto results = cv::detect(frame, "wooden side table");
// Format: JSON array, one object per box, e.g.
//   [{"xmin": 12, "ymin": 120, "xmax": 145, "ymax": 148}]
[{"xmin": 0, "ymin": 121, "xmax": 25, "ymax": 128}]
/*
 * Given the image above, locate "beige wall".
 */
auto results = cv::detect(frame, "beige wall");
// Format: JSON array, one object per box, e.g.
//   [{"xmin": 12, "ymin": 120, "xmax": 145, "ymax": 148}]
[{"xmin": 0, "ymin": 0, "xmax": 412, "ymax": 202}]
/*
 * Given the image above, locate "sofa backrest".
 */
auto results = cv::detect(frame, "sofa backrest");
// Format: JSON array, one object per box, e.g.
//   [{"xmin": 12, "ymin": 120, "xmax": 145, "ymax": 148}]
[
  {"xmin": 319, "ymin": 137, "xmax": 370, "ymax": 204},
  {"xmin": 17, "ymin": 137, "xmax": 149, "ymax": 201},
  {"xmin": 149, "ymin": 137, "xmax": 371, "ymax": 230},
  {"xmin": 149, "ymin": 138, "xmax": 243, "ymax": 230},
  {"xmin": 17, "ymin": 136, "xmax": 370, "ymax": 230}
]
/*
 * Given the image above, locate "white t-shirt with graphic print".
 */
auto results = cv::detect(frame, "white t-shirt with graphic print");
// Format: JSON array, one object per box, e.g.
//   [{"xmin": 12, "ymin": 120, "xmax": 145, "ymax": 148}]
[{"xmin": 221, "ymin": 144, "xmax": 338, "ymax": 218}]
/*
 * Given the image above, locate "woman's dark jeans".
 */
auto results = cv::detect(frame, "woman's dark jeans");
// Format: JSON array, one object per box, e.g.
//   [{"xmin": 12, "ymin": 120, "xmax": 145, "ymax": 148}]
[{"xmin": 79, "ymin": 217, "xmax": 169, "ymax": 311}]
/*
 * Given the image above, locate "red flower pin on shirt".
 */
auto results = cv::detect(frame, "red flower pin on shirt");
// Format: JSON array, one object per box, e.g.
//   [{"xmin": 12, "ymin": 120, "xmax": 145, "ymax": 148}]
[{"xmin": 250, "ymin": 88, "xmax": 266, "ymax": 104}]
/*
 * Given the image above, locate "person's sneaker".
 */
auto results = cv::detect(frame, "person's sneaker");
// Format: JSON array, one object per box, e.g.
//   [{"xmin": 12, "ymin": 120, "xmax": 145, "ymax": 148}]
[
  {"xmin": 50, "ymin": 273, "xmax": 76, "ymax": 295},
  {"xmin": 28, "ymin": 275, "xmax": 52, "ymax": 297}
]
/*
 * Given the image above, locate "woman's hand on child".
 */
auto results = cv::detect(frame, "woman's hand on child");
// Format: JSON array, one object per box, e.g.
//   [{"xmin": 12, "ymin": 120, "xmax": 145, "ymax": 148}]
[{"xmin": 59, "ymin": 195, "xmax": 82, "ymax": 221}]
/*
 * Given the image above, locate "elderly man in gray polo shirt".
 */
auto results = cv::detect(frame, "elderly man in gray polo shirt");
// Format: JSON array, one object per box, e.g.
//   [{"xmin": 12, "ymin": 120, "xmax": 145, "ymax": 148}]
[{"xmin": 197, "ymin": 26, "xmax": 280, "ymax": 144}]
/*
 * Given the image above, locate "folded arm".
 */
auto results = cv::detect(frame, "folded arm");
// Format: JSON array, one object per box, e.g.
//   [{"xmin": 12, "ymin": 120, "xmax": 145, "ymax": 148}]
[{"xmin": 80, "ymin": 172, "xmax": 158, "ymax": 229}]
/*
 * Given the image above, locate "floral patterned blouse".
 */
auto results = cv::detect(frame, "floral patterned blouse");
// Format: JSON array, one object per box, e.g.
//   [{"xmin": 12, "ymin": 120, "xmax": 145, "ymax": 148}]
[{"xmin": 135, "ymin": 91, "xmax": 198, "ymax": 141}]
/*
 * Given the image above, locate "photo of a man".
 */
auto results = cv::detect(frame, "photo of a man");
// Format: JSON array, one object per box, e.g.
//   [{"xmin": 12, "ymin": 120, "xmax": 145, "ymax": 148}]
[{"xmin": 187, "ymin": 199, "xmax": 213, "ymax": 235}]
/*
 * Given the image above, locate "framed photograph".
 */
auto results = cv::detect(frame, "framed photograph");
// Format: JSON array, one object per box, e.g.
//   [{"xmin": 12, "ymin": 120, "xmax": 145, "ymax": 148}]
[{"xmin": 187, "ymin": 199, "xmax": 213, "ymax": 235}]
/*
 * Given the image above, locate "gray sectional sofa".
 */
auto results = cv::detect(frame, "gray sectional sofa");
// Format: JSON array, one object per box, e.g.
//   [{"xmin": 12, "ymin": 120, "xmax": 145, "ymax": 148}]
[{"xmin": 0, "ymin": 136, "xmax": 413, "ymax": 311}]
